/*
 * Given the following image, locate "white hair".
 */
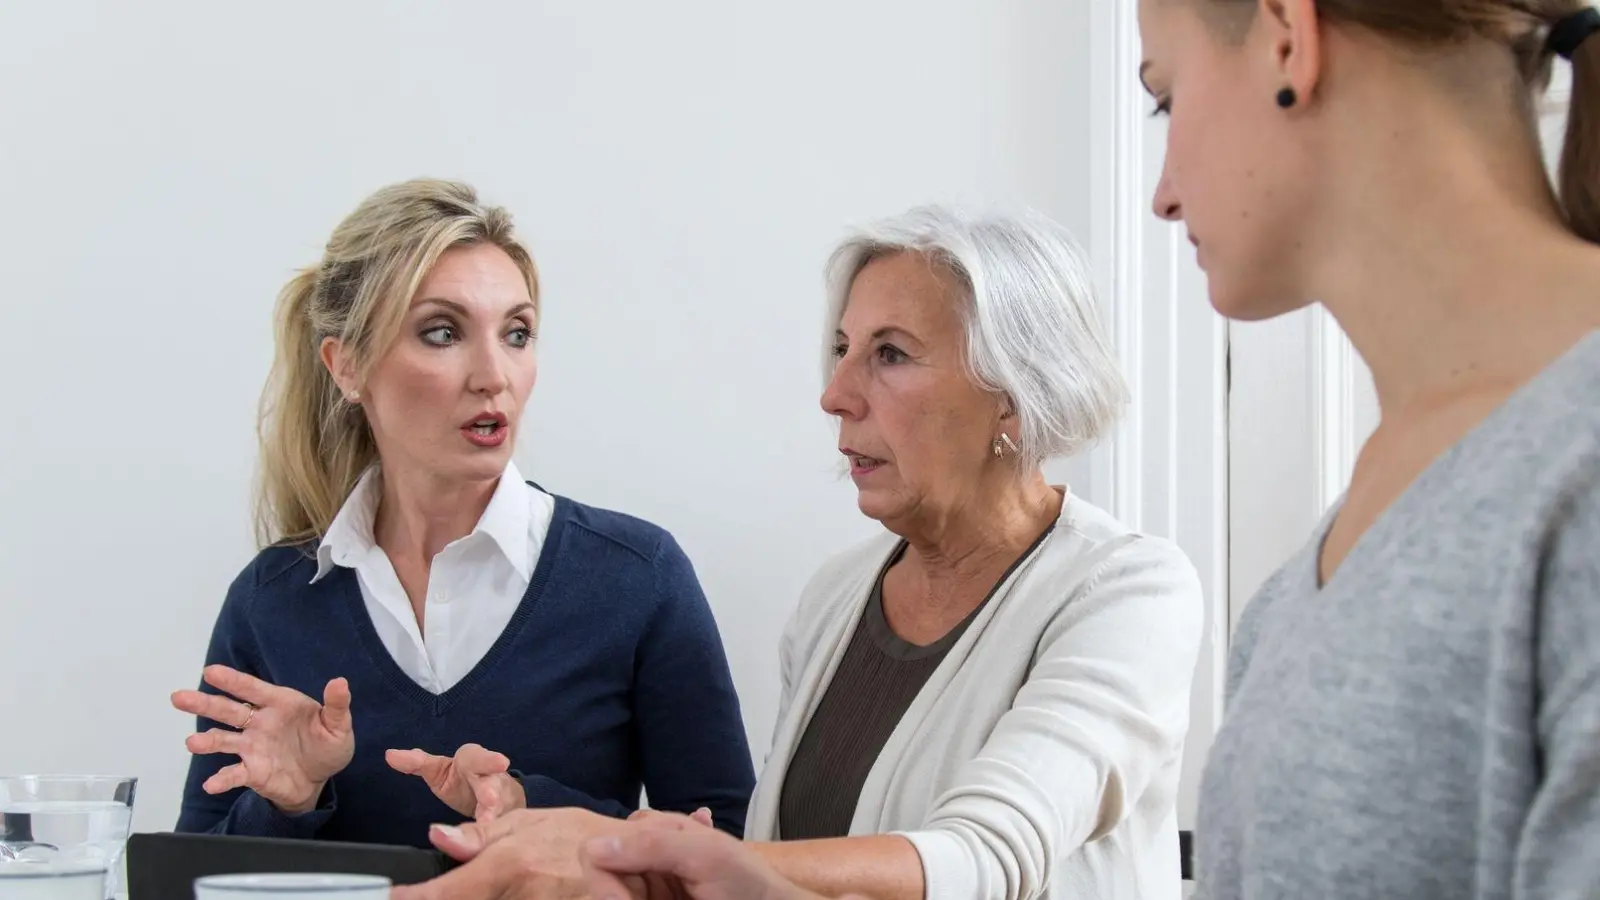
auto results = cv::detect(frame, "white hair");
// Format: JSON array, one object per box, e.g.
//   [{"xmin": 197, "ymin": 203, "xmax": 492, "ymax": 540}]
[{"xmin": 822, "ymin": 204, "xmax": 1127, "ymax": 468}]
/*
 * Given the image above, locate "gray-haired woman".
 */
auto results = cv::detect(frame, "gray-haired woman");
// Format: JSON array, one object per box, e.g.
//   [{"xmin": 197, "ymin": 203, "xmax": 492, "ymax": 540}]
[
  {"xmin": 393, "ymin": 205, "xmax": 1205, "ymax": 900},
  {"xmin": 737, "ymin": 205, "xmax": 1204, "ymax": 900}
]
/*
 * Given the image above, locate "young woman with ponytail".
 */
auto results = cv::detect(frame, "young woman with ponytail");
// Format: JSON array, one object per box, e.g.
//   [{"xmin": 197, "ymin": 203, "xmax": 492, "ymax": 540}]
[
  {"xmin": 1136, "ymin": 1, "xmax": 1600, "ymax": 897},
  {"xmin": 168, "ymin": 178, "xmax": 755, "ymax": 852}
]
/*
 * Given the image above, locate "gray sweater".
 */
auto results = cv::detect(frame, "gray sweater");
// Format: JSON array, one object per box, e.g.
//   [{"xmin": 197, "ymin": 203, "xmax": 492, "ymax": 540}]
[{"xmin": 1197, "ymin": 331, "xmax": 1600, "ymax": 899}]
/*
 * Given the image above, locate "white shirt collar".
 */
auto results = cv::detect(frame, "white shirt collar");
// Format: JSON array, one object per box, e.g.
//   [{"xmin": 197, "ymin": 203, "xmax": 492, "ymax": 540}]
[
  {"xmin": 474, "ymin": 460, "xmax": 536, "ymax": 581},
  {"xmin": 312, "ymin": 461, "xmax": 536, "ymax": 583}
]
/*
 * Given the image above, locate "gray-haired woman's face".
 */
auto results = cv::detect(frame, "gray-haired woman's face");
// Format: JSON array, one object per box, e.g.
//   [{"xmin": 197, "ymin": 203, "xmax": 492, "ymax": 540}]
[{"xmin": 822, "ymin": 251, "xmax": 1007, "ymax": 529}]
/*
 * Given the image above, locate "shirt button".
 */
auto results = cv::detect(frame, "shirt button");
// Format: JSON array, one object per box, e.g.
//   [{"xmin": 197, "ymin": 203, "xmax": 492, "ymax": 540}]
[{"xmin": 433, "ymin": 591, "xmax": 449, "ymax": 604}]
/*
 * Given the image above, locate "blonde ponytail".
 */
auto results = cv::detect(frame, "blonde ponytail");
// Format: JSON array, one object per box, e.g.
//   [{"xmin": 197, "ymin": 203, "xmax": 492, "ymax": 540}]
[{"xmin": 253, "ymin": 179, "xmax": 539, "ymax": 548}]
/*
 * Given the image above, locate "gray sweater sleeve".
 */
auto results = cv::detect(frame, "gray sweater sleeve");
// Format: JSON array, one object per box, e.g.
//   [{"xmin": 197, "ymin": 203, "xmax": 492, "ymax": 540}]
[{"xmin": 1521, "ymin": 468, "xmax": 1600, "ymax": 899}]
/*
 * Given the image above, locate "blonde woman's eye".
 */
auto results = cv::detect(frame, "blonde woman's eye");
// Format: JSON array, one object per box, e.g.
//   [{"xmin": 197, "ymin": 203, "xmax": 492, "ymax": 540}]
[
  {"xmin": 421, "ymin": 325, "xmax": 457, "ymax": 346},
  {"xmin": 506, "ymin": 327, "xmax": 533, "ymax": 348}
]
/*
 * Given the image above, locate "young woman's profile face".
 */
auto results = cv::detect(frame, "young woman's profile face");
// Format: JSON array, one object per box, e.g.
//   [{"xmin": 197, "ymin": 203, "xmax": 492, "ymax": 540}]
[{"xmin": 1140, "ymin": 0, "xmax": 1322, "ymax": 321}]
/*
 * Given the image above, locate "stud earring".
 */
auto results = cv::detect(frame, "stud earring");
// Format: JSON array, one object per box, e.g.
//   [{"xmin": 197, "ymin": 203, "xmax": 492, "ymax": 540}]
[
  {"xmin": 346, "ymin": 390, "xmax": 360, "ymax": 403},
  {"xmin": 1276, "ymin": 87, "xmax": 1297, "ymax": 109}
]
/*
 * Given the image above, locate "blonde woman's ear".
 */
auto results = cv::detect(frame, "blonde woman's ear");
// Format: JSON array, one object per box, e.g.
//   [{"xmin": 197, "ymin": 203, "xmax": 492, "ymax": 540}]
[{"xmin": 318, "ymin": 335, "xmax": 362, "ymax": 402}]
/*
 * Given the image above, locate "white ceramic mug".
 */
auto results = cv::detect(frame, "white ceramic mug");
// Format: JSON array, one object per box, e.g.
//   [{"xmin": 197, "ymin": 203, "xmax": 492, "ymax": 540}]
[{"xmin": 192, "ymin": 873, "xmax": 392, "ymax": 899}]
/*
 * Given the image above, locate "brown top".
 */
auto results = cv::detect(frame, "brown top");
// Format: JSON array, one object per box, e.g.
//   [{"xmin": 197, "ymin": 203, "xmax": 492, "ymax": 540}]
[{"xmin": 776, "ymin": 525, "xmax": 1053, "ymax": 840}]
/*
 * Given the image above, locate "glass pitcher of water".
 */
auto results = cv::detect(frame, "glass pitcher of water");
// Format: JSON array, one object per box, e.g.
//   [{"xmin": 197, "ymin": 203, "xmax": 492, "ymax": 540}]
[
  {"xmin": 0, "ymin": 776, "xmax": 136, "ymax": 900},
  {"xmin": 0, "ymin": 860, "xmax": 108, "ymax": 900}
]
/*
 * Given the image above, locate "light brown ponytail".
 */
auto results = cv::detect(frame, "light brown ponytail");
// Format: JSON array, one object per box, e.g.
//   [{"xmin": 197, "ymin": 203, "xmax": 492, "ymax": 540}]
[
  {"xmin": 253, "ymin": 179, "xmax": 539, "ymax": 548},
  {"xmin": 1558, "ymin": 31, "xmax": 1600, "ymax": 243}
]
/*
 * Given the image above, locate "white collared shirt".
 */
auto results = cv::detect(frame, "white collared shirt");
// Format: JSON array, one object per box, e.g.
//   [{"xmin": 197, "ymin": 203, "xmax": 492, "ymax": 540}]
[{"xmin": 311, "ymin": 461, "xmax": 555, "ymax": 694}]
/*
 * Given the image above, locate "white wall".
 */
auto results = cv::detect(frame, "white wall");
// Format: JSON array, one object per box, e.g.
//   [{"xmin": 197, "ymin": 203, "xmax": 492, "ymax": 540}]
[{"xmin": 0, "ymin": 1, "xmax": 1096, "ymax": 833}]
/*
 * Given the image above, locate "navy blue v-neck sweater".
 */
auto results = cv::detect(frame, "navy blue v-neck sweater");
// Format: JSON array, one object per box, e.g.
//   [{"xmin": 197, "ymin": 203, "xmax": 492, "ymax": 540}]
[{"xmin": 175, "ymin": 494, "xmax": 755, "ymax": 846}]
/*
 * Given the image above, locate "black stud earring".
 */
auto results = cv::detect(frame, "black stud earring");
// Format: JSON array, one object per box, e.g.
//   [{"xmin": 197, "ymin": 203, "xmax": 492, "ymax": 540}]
[{"xmin": 1276, "ymin": 87, "xmax": 1297, "ymax": 109}]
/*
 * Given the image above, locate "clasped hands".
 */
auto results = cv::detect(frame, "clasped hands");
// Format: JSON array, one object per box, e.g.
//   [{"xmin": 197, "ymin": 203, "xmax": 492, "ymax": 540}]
[{"xmin": 392, "ymin": 807, "xmax": 827, "ymax": 900}]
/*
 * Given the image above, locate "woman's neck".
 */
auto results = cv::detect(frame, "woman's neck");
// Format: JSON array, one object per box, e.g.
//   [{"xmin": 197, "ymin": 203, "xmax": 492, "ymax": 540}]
[
  {"xmin": 1317, "ymin": 197, "xmax": 1600, "ymax": 418},
  {"xmin": 896, "ymin": 471, "xmax": 1062, "ymax": 596},
  {"xmin": 372, "ymin": 465, "xmax": 500, "ymax": 566},
  {"xmin": 1304, "ymin": 70, "xmax": 1600, "ymax": 416}
]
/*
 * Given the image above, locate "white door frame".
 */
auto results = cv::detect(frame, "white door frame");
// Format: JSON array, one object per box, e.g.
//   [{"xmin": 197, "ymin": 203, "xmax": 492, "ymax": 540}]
[{"xmin": 1087, "ymin": 0, "xmax": 1229, "ymax": 828}]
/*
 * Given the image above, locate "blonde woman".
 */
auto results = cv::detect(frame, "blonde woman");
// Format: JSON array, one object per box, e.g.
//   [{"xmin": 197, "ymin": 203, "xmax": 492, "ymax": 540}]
[{"xmin": 169, "ymin": 179, "xmax": 755, "ymax": 848}]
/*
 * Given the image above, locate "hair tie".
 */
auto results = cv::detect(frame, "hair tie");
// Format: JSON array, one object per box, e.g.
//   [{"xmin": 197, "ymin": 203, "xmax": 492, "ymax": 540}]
[{"xmin": 1548, "ymin": 7, "xmax": 1600, "ymax": 60}]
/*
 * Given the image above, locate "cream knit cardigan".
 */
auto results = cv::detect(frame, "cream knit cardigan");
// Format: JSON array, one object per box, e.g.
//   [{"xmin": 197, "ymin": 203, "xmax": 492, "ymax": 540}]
[{"xmin": 745, "ymin": 495, "xmax": 1205, "ymax": 900}]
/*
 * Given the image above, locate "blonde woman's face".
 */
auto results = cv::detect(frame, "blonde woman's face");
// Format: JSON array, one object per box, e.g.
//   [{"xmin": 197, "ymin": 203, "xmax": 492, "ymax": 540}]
[{"xmin": 359, "ymin": 243, "xmax": 538, "ymax": 485}]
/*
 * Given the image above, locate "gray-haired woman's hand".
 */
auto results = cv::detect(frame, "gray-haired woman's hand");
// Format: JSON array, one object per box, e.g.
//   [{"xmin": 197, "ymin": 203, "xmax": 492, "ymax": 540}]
[
  {"xmin": 581, "ymin": 823, "xmax": 858, "ymax": 900},
  {"xmin": 171, "ymin": 664, "xmax": 355, "ymax": 815},
  {"xmin": 388, "ymin": 810, "xmax": 849, "ymax": 900}
]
